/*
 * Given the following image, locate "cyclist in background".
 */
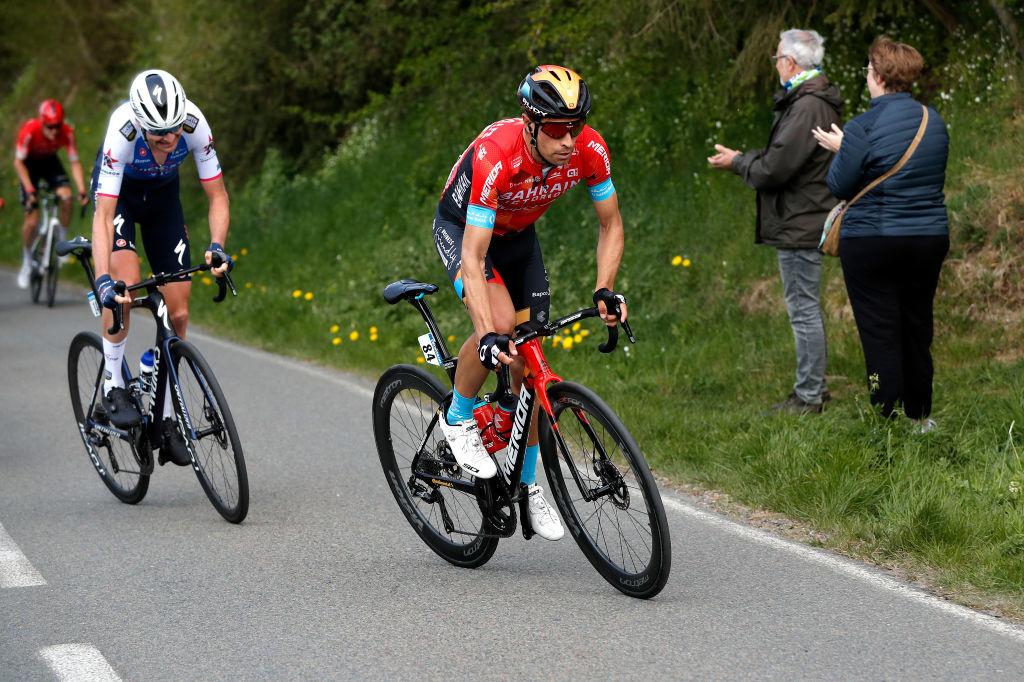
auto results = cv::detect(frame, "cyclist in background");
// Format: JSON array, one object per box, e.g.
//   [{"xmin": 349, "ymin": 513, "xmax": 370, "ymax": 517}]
[
  {"xmin": 91, "ymin": 69, "xmax": 232, "ymax": 466},
  {"xmin": 432, "ymin": 64, "xmax": 629, "ymax": 540},
  {"xmin": 13, "ymin": 99, "xmax": 89, "ymax": 288}
]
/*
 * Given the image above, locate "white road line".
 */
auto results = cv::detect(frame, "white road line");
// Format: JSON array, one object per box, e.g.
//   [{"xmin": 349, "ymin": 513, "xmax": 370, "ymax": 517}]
[
  {"xmin": 38, "ymin": 644, "xmax": 123, "ymax": 682},
  {"xmin": 0, "ymin": 521, "xmax": 46, "ymax": 588},
  {"xmin": 190, "ymin": 325, "xmax": 1024, "ymax": 642},
  {"xmin": 662, "ymin": 496, "xmax": 1024, "ymax": 643}
]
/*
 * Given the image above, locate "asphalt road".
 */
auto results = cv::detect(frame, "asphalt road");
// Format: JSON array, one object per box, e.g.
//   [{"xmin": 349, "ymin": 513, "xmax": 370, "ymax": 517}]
[{"xmin": 2, "ymin": 272, "xmax": 1024, "ymax": 680}]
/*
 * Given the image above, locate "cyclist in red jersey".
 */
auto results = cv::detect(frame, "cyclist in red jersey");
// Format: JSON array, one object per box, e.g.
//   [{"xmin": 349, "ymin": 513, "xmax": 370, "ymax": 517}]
[
  {"xmin": 13, "ymin": 99, "xmax": 89, "ymax": 288},
  {"xmin": 433, "ymin": 65, "xmax": 629, "ymax": 541}
]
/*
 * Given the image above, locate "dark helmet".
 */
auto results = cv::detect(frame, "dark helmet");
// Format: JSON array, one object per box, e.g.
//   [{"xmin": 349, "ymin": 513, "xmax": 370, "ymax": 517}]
[
  {"xmin": 39, "ymin": 99, "xmax": 64, "ymax": 126},
  {"xmin": 518, "ymin": 65, "xmax": 591, "ymax": 121}
]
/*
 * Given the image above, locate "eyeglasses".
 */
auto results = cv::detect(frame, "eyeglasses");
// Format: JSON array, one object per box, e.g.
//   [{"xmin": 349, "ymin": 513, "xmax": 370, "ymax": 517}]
[
  {"xmin": 862, "ymin": 64, "xmax": 875, "ymax": 77},
  {"xmin": 146, "ymin": 125, "xmax": 182, "ymax": 137},
  {"xmin": 770, "ymin": 53, "xmax": 792, "ymax": 63},
  {"xmin": 44, "ymin": 124, "xmax": 61, "ymax": 131},
  {"xmin": 539, "ymin": 119, "xmax": 586, "ymax": 139}
]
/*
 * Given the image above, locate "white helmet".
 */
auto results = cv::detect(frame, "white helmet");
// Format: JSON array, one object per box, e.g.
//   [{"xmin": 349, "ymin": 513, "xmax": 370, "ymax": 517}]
[{"xmin": 129, "ymin": 69, "xmax": 187, "ymax": 131}]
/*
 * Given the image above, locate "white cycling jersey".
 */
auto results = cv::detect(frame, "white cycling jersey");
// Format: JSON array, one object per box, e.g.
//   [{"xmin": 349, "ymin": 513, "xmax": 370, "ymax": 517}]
[{"xmin": 93, "ymin": 101, "xmax": 222, "ymax": 198}]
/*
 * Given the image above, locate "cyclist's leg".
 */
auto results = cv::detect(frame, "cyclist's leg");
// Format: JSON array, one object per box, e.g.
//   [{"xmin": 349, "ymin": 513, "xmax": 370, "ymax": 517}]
[
  {"xmin": 18, "ymin": 163, "xmax": 42, "ymax": 280},
  {"xmin": 47, "ymin": 158, "xmax": 72, "ymax": 228}
]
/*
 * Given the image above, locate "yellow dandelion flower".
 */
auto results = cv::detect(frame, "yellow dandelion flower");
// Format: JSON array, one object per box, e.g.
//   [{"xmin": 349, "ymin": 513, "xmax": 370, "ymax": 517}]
[
  {"xmin": 329, "ymin": 324, "xmax": 340, "ymax": 334},
  {"xmin": 580, "ymin": 329, "xmax": 590, "ymax": 337},
  {"xmin": 201, "ymin": 276, "xmax": 213, "ymax": 286},
  {"xmin": 349, "ymin": 331, "xmax": 360, "ymax": 341},
  {"xmin": 370, "ymin": 334, "xmax": 379, "ymax": 342},
  {"xmin": 416, "ymin": 356, "xmax": 426, "ymax": 364},
  {"xmin": 563, "ymin": 329, "xmax": 571, "ymax": 335},
  {"xmin": 240, "ymin": 248, "xmax": 249, "ymax": 256},
  {"xmin": 331, "ymin": 337, "xmax": 342, "ymax": 346},
  {"xmin": 574, "ymin": 334, "xmax": 583, "ymax": 343},
  {"xmin": 671, "ymin": 255, "xmax": 683, "ymax": 266},
  {"xmin": 369, "ymin": 326, "xmax": 378, "ymax": 334},
  {"xmin": 447, "ymin": 334, "xmax": 456, "ymax": 342},
  {"xmin": 304, "ymin": 291, "xmax": 314, "ymax": 301},
  {"xmin": 259, "ymin": 285, "xmax": 267, "ymax": 293},
  {"xmin": 563, "ymin": 338, "xmax": 574, "ymax": 350},
  {"xmin": 572, "ymin": 322, "xmax": 581, "ymax": 331},
  {"xmin": 232, "ymin": 254, "xmax": 239, "ymax": 260},
  {"xmin": 683, "ymin": 258, "xmax": 692, "ymax": 268},
  {"xmin": 551, "ymin": 335, "xmax": 563, "ymax": 346},
  {"xmin": 244, "ymin": 281, "xmax": 253, "ymax": 289},
  {"xmin": 292, "ymin": 289, "xmax": 302, "ymax": 298}
]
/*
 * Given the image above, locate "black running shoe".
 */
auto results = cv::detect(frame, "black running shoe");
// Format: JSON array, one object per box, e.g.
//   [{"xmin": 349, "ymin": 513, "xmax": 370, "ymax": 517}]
[
  {"xmin": 102, "ymin": 387, "xmax": 142, "ymax": 428},
  {"xmin": 158, "ymin": 418, "xmax": 192, "ymax": 466}
]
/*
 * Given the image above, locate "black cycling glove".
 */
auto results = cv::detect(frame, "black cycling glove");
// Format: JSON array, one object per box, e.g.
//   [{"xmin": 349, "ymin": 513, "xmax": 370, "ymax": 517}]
[
  {"xmin": 593, "ymin": 287, "xmax": 626, "ymax": 319},
  {"xmin": 95, "ymin": 274, "xmax": 121, "ymax": 310},
  {"xmin": 478, "ymin": 332, "xmax": 512, "ymax": 370},
  {"xmin": 207, "ymin": 242, "xmax": 234, "ymax": 273}
]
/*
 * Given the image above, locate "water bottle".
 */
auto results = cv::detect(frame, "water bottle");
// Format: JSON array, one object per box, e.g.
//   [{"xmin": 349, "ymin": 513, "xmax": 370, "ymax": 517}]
[
  {"xmin": 472, "ymin": 402, "xmax": 505, "ymax": 455},
  {"xmin": 492, "ymin": 394, "xmax": 516, "ymax": 444},
  {"xmin": 138, "ymin": 349, "xmax": 155, "ymax": 394}
]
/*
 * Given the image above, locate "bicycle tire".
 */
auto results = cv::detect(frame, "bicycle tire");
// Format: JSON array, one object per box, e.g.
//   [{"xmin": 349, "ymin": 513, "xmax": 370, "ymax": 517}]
[
  {"xmin": 67, "ymin": 331, "xmax": 150, "ymax": 504},
  {"xmin": 169, "ymin": 340, "xmax": 249, "ymax": 524},
  {"xmin": 45, "ymin": 224, "xmax": 59, "ymax": 307},
  {"xmin": 29, "ymin": 234, "xmax": 44, "ymax": 304},
  {"xmin": 539, "ymin": 381, "xmax": 671, "ymax": 599},
  {"xmin": 373, "ymin": 364, "xmax": 499, "ymax": 568}
]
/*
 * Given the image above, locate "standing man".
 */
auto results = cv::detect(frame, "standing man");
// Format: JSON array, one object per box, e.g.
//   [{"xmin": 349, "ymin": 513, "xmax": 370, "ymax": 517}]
[
  {"xmin": 708, "ymin": 29, "xmax": 842, "ymax": 414},
  {"xmin": 13, "ymin": 99, "xmax": 89, "ymax": 288}
]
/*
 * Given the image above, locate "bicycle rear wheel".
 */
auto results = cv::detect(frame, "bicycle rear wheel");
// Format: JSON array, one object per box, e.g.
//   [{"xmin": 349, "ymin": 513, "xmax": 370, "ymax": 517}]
[
  {"xmin": 373, "ymin": 365, "xmax": 499, "ymax": 568},
  {"xmin": 45, "ymin": 224, "xmax": 59, "ymax": 307},
  {"xmin": 539, "ymin": 381, "xmax": 671, "ymax": 599},
  {"xmin": 67, "ymin": 331, "xmax": 150, "ymax": 504},
  {"xmin": 29, "ymin": 234, "xmax": 44, "ymax": 304},
  {"xmin": 169, "ymin": 340, "xmax": 249, "ymax": 524}
]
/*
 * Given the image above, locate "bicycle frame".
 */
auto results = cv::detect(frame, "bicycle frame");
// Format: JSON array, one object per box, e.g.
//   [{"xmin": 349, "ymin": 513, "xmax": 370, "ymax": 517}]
[{"xmin": 30, "ymin": 191, "xmax": 58, "ymax": 273}]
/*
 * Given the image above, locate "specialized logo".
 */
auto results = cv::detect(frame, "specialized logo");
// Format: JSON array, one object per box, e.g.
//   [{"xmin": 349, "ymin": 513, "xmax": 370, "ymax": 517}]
[
  {"xmin": 119, "ymin": 120, "xmax": 137, "ymax": 141},
  {"xmin": 157, "ymin": 299, "xmax": 172, "ymax": 330},
  {"xmin": 183, "ymin": 114, "xmax": 199, "ymax": 134},
  {"xmin": 174, "ymin": 239, "xmax": 186, "ymax": 266},
  {"xmin": 113, "ymin": 213, "xmax": 125, "ymax": 236},
  {"xmin": 151, "ymin": 84, "xmax": 164, "ymax": 105}
]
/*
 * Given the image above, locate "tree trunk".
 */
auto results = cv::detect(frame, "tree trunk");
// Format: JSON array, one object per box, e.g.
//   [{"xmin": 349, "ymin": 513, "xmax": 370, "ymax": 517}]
[{"xmin": 988, "ymin": 0, "xmax": 1024, "ymax": 61}]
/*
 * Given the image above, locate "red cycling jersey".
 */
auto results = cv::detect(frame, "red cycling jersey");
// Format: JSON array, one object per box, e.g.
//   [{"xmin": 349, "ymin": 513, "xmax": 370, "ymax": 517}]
[
  {"xmin": 437, "ymin": 118, "xmax": 615, "ymax": 237},
  {"xmin": 14, "ymin": 119, "xmax": 79, "ymax": 163}
]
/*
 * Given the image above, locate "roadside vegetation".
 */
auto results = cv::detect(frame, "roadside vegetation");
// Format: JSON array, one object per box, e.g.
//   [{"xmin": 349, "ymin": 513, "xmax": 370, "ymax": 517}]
[{"xmin": 2, "ymin": 1, "xmax": 1023, "ymax": 617}]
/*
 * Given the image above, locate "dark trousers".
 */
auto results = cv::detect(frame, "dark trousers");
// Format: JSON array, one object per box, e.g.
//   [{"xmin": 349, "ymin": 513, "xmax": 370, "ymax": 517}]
[{"xmin": 840, "ymin": 235, "xmax": 949, "ymax": 419}]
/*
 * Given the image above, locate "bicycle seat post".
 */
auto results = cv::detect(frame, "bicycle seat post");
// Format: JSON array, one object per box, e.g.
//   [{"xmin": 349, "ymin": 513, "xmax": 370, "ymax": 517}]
[{"xmin": 409, "ymin": 296, "xmax": 456, "ymax": 380}]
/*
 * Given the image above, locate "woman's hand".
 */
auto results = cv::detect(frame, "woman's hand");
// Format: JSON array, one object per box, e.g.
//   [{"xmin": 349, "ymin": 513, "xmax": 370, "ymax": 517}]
[{"xmin": 812, "ymin": 123, "xmax": 844, "ymax": 153}]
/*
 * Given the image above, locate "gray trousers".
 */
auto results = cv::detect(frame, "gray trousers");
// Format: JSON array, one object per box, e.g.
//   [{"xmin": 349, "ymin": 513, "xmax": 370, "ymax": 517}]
[{"xmin": 777, "ymin": 248, "xmax": 827, "ymax": 404}]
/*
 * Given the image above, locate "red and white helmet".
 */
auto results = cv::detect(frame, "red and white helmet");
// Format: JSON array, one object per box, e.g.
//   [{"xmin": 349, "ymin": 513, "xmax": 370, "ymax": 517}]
[
  {"xmin": 38, "ymin": 99, "xmax": 64, "ymax": 126},
  {"xmin": 129, "ymin": 69, "xmax": 187, "ymax": 132}
]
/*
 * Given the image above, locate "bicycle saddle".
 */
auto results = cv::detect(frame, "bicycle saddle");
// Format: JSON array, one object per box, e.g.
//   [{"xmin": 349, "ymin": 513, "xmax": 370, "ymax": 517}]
[
  {"xmin": 56, "ymin": 236, "xmax": 92, "ymax": 258},
  {"xmin": 383, "ymin": 279, "xmax": 438, "ymax": 304}
]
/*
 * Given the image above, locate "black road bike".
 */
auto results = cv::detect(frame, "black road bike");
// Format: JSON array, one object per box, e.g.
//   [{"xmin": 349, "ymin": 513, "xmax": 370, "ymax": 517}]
[
  {"xmin": 373, "ymin": 279, "xmax": 671, "ymax": 599},
  {"xmin": 60, "ymin": 237, "xmax": 249, "ymax": 523}
]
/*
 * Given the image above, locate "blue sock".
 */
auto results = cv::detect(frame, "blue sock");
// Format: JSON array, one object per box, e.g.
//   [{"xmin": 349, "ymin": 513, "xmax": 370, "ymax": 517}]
[
  {"xmin": 447, "ymin": 387, "xmax": 476, "ymax": 425},
  {"xmin": 521, "ymin": 444, "xmax": 540, "ymax": 486}
]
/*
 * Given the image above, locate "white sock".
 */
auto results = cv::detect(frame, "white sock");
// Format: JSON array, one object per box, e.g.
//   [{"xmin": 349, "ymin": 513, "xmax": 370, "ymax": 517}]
[
  {"xmin": 102, "ymin": 337, "xmax": 127, "ymax": 393},
  {"xmin": 22, "ymin": 247, "xmax": 31, "ymax": 266},
  {"xmin": 163, "ymin": 380, "xmax": 174, "ymax": 419}
]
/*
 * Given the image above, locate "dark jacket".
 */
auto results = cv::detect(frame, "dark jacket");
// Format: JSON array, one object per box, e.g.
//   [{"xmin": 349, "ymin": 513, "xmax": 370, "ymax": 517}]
[
  {"xmin": 827, "ymin": 92, "xmax": 949, "ymax": 239},
  {"xmin": 732, "ymin": 74, "xmax": 843, "ymax": 249}
]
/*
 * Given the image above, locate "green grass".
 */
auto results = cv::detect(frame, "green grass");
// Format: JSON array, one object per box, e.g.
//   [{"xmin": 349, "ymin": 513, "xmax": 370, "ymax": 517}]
[{"xmin": 3, "ymin": 42, "xmax": 1024, "ymax": 618}]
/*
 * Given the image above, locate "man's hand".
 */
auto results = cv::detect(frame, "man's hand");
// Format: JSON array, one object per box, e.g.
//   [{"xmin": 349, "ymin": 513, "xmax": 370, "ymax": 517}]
[
  {"xmin": 707, "ymin": 144, "xmax": 740, "ymax": 170},
  {"xmin": 478, "ymin": 332, "xmax": 516, "ymax": 370},
  {"xmin": 812, "ymin": 123, "xmax": 843, "ymax": 153},
  {"xmin": 95, "ymin": 274, "xmax": 130, "ymax": 310},
  {"xmin": 25, "ymin": 191, "xmax": 38, "ymax": 210},
  {"xmin": 205, "ymin": 242, "xmax": 233, "ymax": 276},
  {"xmin": 593, "ymin": 288, "xmax": 628, "ymax": 327},
  {"xmin": 77, "ymin": 191, "xmax": 89, "ymax": 207}
]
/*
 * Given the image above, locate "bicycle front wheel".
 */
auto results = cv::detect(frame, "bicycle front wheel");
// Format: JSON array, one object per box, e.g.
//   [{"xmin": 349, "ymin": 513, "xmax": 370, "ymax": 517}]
[
  {"xmin": 539, "ymin": 381, "xmax": 671, "ymax": 599},
  {"xmin": 45, "ymin": 226, "xmax": 59, "ymax": 307},
  {"xmin": 169, "ymin": 340, "xmax": 249, "ymax": 524},
  {"xmin": 29, "ymin": 236, "xmax": 44, "ymax": 304},
  {"xmin": 373, "ymin": 365, "xmax": 499, "ymax": 568},
  {"xmin": 67, "ymin": 331, "xmax": 150, "ymax": 504}
]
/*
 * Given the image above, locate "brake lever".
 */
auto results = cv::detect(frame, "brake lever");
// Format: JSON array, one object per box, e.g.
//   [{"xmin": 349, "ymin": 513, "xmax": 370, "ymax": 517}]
[
  {"xmin": 621, "ymin": 319, "xmax": 637, "ymax": 344},
  {"xmin": 106, "ymin": 281, "xmax": 126, "ymax": 335},
  {"xmin": 212, "ymin": 271, "xmax": 238, "ymax": 303}
]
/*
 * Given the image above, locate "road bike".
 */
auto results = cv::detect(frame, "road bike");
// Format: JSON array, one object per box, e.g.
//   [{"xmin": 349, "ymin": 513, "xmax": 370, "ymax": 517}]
[
  {"xmin": 27, "ymin": 183, "xmax": 63, "ymax": 307},
  {"xmin": 373, "ymin": 279, "xmax": 671, "ymax": 599},
  {"xmin": 59, "ymin": 236, "xmax": 249, "ymax": 523}
]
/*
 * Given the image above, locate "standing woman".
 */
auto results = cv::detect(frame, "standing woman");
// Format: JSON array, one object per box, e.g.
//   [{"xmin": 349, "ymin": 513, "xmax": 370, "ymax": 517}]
[{"xmin": 812, "ymin": 37, "xmax": 949, "ymax": 430}]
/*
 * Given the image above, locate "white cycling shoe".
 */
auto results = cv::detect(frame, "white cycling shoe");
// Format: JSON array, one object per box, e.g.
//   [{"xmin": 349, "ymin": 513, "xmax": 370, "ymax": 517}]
[
  {"xmin": 439, "ymin": 416, "xmax": 496, "ymax": 479},
  {"xmin": 527, "ymin": 485, "xmax": 564, "ymax": 541},
  {"xmin": 16, "ymin": 263, "xmax": 31, "ymax": 289}
]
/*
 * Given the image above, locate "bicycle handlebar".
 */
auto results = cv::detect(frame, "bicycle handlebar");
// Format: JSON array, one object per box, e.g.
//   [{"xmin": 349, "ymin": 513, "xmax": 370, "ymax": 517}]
[
  {"xmin": 106, "ymin": 256, "xmax": 236, "ymax": 334},
  {"xmin": 513, "ymin": 306, "xmax": 636, "ymax": 354}
]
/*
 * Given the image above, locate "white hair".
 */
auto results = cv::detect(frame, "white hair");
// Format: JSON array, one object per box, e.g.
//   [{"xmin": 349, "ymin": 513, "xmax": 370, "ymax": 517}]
[{"xmin": 779, "ymin": 29, "xmax": 825, "ymax": 69}]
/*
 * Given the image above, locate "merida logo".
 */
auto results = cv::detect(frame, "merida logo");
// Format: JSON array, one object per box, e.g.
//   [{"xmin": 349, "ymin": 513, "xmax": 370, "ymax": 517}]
[{"xmin": 502, "ymin": 391, "xmax": 532, "ymax": 480}]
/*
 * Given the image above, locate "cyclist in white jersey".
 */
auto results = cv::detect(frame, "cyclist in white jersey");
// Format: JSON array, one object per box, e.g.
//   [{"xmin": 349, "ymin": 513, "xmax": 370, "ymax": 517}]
[{"xmin": 90, "ymin": 69, "xmax": 232, "ymax": 466}]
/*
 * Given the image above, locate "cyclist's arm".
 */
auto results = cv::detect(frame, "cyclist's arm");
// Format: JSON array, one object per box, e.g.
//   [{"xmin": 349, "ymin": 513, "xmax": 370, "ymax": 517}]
[
  {"xmin": 593, "ymin": 193, "xmax": 627, "ymax": 324},
  {"xmin": 460, "ymin": 224, "xmax": 497, "ymax": 337},
  {"xmin": 69, "ymin": 159, "xmax": 86, "ymax": 197},
  {"xmin": 13, "ymin": 157, "xmax": 33, "ymax": 195},
  {"xmin": 65, "ymin": 127, "xmax": 86, "ymax": 197},
  {"xmin": 200, "ymin": 173, "xmax": 231, "ymax": 270}
]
